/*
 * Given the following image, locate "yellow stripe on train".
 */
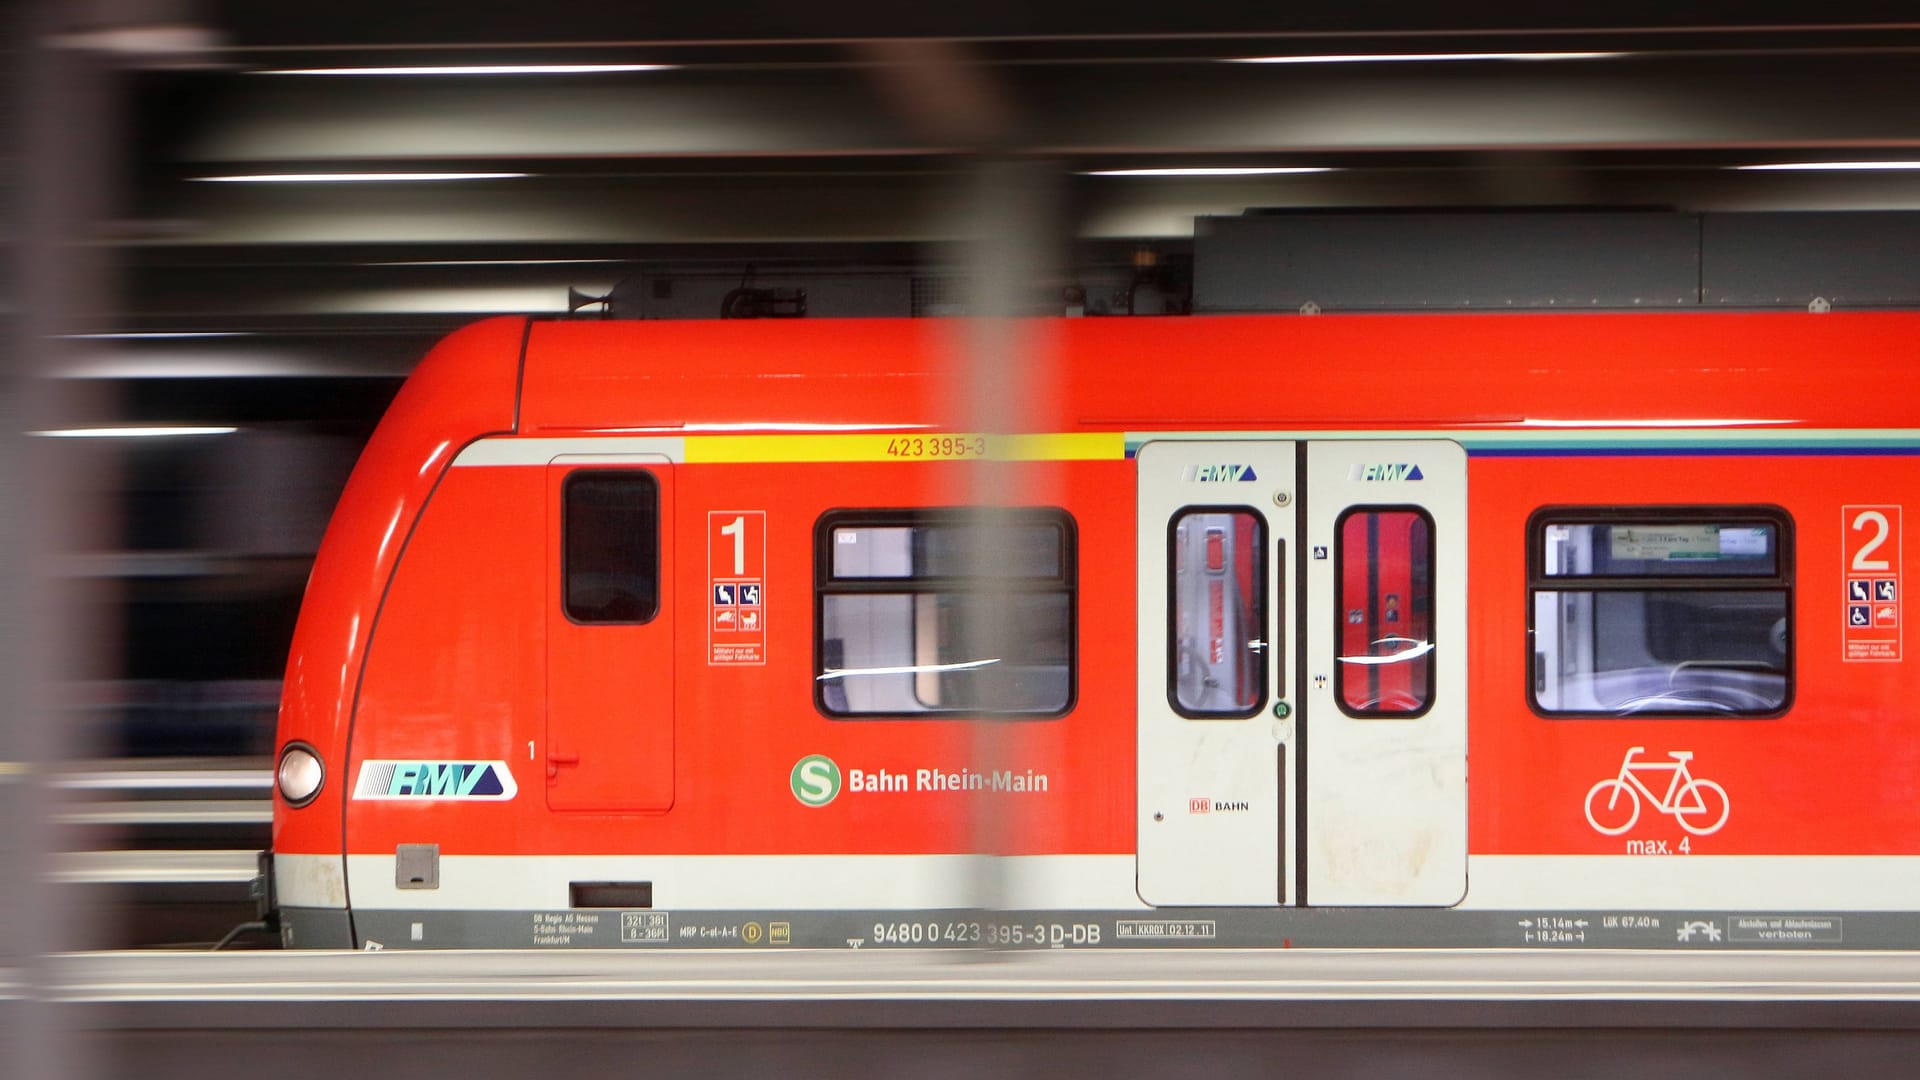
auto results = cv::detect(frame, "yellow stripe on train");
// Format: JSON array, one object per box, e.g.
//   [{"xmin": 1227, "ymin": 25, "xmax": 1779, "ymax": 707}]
[{"xmin": 683, "ymin": 432, "xmax": 1125, "ymax": 464}]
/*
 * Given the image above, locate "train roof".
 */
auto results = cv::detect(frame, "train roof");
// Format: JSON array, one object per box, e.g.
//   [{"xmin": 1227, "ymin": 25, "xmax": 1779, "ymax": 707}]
[{"xmin": 496, "ymin": 313, "xmax": 1918, "ymax": 434}]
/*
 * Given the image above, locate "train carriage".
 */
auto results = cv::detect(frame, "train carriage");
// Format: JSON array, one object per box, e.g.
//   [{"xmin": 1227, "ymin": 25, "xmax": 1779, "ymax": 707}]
[{"xmin": 267, "ymin": 313, "xmax": 1920, "ymax": 950}]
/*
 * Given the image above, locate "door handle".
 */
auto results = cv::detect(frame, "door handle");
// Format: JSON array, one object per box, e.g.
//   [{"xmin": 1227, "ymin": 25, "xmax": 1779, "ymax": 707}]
[{"xmin": 546, "ymin": 750, "xmax": 580, "ymax": 780}]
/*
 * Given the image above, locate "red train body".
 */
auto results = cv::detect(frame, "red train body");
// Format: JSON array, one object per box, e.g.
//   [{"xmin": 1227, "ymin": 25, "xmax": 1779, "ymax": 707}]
[{"xmin": 269, "ymin": 314, "xmax": 1920, "ymax": 950}]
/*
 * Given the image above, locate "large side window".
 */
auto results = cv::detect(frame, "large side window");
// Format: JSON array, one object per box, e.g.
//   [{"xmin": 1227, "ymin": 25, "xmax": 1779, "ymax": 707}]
[
  {"xmin": 563, "ymin": 471, "xmax": 660, "ymax": 623},
  {"xmin": 1169, "ymin": 507, "xmax": 1268, "ymax": 717},
  {"xmin": 1335, "ymin": 507, "xmax": 1436, "ymax": 717},
  {"xmin": 1529, "ymin": 507, "xmax": 1792, "ymax": 717},
  {"xmin": 815, "ymin": 509, "xmax": 1075, "ymax": 717}
]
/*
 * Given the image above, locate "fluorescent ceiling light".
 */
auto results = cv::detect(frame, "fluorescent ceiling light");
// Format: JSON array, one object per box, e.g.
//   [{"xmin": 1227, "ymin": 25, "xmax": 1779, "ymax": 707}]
[
  {"xmin": 1735, "ymin": 161, "xmax": 1920, "ymax": 172},
  {"xmin": 1081, "ymin": 166, "xmax": 1334, "ymax": 177},
  {"xmin": 1228, "ymin": 52, "xmax": 1625, "ymax": 64},
  {"xmin": 30, "ymin": 426, "xmax": 237, "ymax": 438},
  {"xmin": 366, "ymin": 258, "xmax": 622, "ymax": 268},
  {"xmin": 310, "ymin": 285, "xmax": 601, "ymax": 315},
  {"xmin": 60, "ymin": 331, "xmax": 250, "ymax": 340},
  {"xmin": 61, "ymin": 352, "xmax": 401, "ymax": 379},
  {"xmin": 259, "ymin": 64, "xmax": 672, "ymax": 76},
  {"xmin": 192, "ymin": 172, "xmax": 529, "ymax": 184}
]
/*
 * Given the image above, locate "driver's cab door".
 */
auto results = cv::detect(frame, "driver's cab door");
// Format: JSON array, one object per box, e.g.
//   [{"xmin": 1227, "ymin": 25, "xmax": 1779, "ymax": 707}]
[{"xmin": 544, "ymin": 455, "xmax": 675, "ymax": 812}]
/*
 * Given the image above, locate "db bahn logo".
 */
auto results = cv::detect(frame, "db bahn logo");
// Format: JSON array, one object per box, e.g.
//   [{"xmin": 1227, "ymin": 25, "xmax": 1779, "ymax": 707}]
[{"xmin": 791, "ymin": 754, "xmax": 842, "ymax": 807}]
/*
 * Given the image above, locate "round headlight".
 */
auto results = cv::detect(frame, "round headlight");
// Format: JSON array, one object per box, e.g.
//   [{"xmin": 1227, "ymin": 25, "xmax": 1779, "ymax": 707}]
[{"xmin": 276, "ymin": 743, "xmax": 325, "ymax": 808}]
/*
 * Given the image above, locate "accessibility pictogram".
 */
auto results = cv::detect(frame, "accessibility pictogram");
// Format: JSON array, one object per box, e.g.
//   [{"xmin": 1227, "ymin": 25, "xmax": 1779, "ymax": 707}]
[
  {"xmin": 710, "ymin": 510, "xmax": 767, "ymax": 666},
  {"xmin": 1843, "ymin": 505, "xmax": 1902, "ymax": 662}
]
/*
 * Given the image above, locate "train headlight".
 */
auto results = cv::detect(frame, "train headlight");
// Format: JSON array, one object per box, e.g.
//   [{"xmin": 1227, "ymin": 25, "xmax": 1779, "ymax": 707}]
[{"xmin": 276, "ymin": 743, "xmax": 325, "ymax": 808}]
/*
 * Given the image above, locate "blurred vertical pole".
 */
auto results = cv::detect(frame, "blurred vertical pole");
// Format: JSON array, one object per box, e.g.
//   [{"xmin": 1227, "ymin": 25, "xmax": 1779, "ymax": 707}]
[
  {"xmin": 0, "ymin": 4, "xmax": 21, "ymax": 1063},
  {"xmin": 959, "ymin": 159, "xmax": 1062, "ymax": 919},
  {"xmin": 5, "ymin": 3, "xmax": 120, "ymax": 1077},
  {"xmin": 857, "ymin": 37, "xmax": 1063, "ymax": 939}
]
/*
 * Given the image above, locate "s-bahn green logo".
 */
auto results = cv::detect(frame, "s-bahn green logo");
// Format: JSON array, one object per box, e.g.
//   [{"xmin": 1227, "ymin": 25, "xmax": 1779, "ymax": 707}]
[{"xmin": 791, "ymin": 754, "xmax": 842, "ymax": 807}]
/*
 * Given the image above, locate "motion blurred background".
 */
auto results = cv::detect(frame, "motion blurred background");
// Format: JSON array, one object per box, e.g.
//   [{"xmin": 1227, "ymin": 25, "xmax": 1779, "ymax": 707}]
[{"xmin": 8, "ymin": 6, "xmax": 1920, "ymax": 1073}]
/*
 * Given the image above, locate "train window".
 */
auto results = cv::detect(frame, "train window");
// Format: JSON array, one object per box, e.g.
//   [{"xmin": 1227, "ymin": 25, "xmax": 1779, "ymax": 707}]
[
  {"xmin": 1169, "ymin": 508, "xmax": 1268, "ymax": 717},
  {"xmin": 816, "ymin": 509, "xmax": 1075, "ymax": 717},
  {"xmin": 1335, "ymin": 508, "xmax": 1435, "ymax": 717},
  {"xmin": 830, "ymin": 522, "xmax": 1063, "ymax": 579},
  {"xmin": 562, "ymin": 471, "xmax": 659, "ymax": 624},
  {"xmin": 1540, "ymin": 521, "xmax": 1779, "ymax": 578},
  {"xmin": 1529, "ymin": 509, "xmax": 1792, "ymax": 718}
]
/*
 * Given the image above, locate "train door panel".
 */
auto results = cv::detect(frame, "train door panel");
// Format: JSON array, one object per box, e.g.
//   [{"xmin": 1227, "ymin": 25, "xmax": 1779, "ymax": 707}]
[
  {"xmin": 545, "ymin": 456, "xmax": 675, "ymax": 812},
  {"xmin": 1136, "ymin": 441, "xmax": 1296, "ymax": 906},
  {"xmin": 1302, "ymin": 440, "xmax": 1466, "ymax": 906}
]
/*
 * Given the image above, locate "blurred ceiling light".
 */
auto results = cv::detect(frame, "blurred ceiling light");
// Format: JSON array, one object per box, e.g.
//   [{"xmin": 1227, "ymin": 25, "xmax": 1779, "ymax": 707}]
[
  {"xmin": 1735, "ymin": 161, "xmax": 1920, "ymax": 171},
  {"xmin": 51, "ymin": 24, "xmax": 220, "ymax": 56},
  {"xmin": 61, "ymin": 351, "xmax": 404, "ymax": 379},
  {"xmin": 61, "ymin": 331, "xmax": 251, "ymax": 340},
  {"xmin": 30, "ymin": 426, "xmax": 238, "ymax": 438},
  {"xmin": 1227, "ymin": 52, "xmax": 1626, "ymax": 64},
  {"xmin": 367, "ymin": 258, "xmax": 623, "ymax": 268},
  {"xmin": 259, "ymin": 64, "xmax": 673, "ymax": 76},
  {"xmin": 311, "ymin": 285, "xmax": 603, "ymax": 315},
  {"xmin": 192, "ymin": 173, "xmax": 530, "ymax": 184},
  {"xmin": 1080, "ymin": 167, "xmax": 1335, "ymax": 177}
]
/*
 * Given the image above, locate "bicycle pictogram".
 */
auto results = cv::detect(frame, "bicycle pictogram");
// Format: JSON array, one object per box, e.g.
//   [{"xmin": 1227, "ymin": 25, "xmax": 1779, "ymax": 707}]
[{"xmin": 1584, "ymin": 747, "xmax": 1730, "ymax": 837}]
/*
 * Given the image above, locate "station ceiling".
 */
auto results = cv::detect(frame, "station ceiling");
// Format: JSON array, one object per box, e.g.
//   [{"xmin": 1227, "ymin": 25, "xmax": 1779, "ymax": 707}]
[{"xmin": 50, "ymin": 3, "xmax": 1920, "ymax": 363}]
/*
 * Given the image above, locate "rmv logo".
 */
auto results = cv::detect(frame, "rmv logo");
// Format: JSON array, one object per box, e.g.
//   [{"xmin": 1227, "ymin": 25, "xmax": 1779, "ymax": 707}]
[
  {"xmin": 792, "ymin": 754, "xmax": 843, "ymax": 807},
  {"xmin": 389, "ymin": 763, "xmax": 501, "ymax": 796},
  {"xmin": 352, "ymin": 759, "xmax": 517, "ymax": 800},
  {"xmin": 1182, "ymin": 464, "xmax": 1259, "ymax": 482},
  {"xmin": 1348, "ymin": 463, "xmax": 1425, "ymax": 482}
]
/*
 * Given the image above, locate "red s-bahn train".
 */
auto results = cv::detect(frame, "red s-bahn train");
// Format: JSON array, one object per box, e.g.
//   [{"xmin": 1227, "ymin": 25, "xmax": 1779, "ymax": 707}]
[{"xmin": 266, "ymin": 313, "xmax": 1919, "ymax": 950}]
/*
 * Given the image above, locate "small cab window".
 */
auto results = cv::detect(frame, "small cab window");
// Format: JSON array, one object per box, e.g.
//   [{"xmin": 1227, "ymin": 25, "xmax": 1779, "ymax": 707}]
[
  {"xmin": 563, "ymin": 471, "xmax": 660, "ymax": 623},
  {"xmin": 1530, "ymin": 509, "xmax": 1792, "ymax": 717},
  {"xmin": 1169, "ymin": 508, "xmax": 1268, "ymax": 717},
  {"xmin": 1335, "ymin": 507, "xmax": 1435, "ymax": 717},
  {"xmin": 816, "ymin": 509, "xmax": 1075, "ymax": 717}
]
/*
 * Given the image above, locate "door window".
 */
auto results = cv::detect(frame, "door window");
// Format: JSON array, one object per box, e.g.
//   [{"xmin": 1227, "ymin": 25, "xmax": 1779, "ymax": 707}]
[
  {"xmin": 1335, "ymin": 507, "xmax": 1435, "ymax": 717},
  {"xmin": 562, "ymin": 471, "xmax": 659, "ymax": 623},
  {"xmin": 1169, "ymin": 508, "xmax": 1268, "ymax": 717}
]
